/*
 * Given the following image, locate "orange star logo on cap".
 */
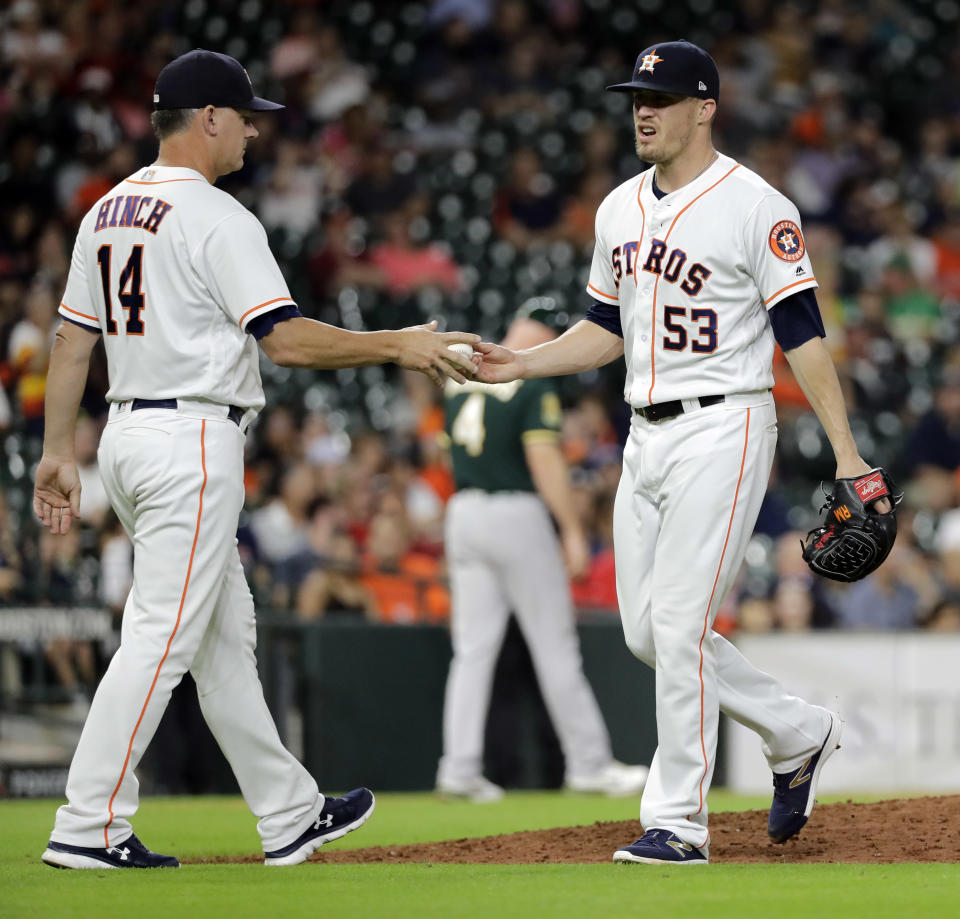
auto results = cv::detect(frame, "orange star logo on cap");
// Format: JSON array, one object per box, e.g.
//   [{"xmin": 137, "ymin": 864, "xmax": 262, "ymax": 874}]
[{"xmin": 638, "ymin": 51, "xmax": 663, "ymax": 73}]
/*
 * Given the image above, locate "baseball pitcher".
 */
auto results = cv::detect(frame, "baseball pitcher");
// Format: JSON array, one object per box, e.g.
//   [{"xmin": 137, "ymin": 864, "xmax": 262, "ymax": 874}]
[{"xmin": 472, "ymin": 41, "xmax": 896, "ymax": 865}]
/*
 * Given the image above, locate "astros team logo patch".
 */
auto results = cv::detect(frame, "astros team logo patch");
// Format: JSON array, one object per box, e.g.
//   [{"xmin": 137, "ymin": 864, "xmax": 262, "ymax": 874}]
[
  {"xmin": 769, "ymin": 220, "xmax": 805, "ymax": 262},
  {"xmin": 638, "ymin": 51, "xmax": 663, "ymax": 73}
]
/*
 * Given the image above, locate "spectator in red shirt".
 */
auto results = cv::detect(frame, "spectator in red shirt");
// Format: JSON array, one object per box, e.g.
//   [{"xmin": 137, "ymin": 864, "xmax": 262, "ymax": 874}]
[
  {"xmin": 369, "ymin": 202, "xmax": 462, "ymax": 297},
  {"xmin": 933, "ymin": 209, "xmax": 960, "ymax": 304}
]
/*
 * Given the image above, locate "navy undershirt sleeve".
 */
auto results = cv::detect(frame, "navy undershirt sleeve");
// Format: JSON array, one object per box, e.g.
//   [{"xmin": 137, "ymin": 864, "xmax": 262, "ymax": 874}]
[
  {"xmin": 61, "ymin": 315, "xmax": 102, "ymax": 334},
  {"xmin": 768, "ymin": 289, "xmax": 826, "ymax": 350},
  {"xmin": 246, "ymin": 304, "xmax": 303, "ymax": 340},
  {"xmin": 585, "ymin": 298, "xmax": 623, "ymax": 338}
]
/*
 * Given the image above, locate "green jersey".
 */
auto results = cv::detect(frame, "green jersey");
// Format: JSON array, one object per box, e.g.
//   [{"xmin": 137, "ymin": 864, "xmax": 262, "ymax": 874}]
[{"xmin": 443, "ymin": 377, "xmax": 563, "ymax": 492}]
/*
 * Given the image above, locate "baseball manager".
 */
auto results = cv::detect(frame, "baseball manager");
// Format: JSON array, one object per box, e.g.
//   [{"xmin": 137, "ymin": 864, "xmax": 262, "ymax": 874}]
[{"xmin": 34, "ymin": 49, "xmax": 478, "ymax": 869}]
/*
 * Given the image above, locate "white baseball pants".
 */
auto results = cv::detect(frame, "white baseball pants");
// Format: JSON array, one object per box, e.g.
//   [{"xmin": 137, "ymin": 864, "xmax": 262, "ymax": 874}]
[
  {"xmin": 613, "ymin": 392, "xmax": 830, "ymax": 849},
  {"xmin": 438, "ymin": 490, "xmax": 613, "ymax": 786},
  {"xmin": 50, "ymin": 402, "xmax": 321, "ymax": 851}
]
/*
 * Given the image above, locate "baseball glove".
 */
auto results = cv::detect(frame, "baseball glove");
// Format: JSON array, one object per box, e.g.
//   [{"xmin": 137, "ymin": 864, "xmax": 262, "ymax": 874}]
[{"xmin": 801, "ymin": 468, "xmax": 902, "ymax": 582}]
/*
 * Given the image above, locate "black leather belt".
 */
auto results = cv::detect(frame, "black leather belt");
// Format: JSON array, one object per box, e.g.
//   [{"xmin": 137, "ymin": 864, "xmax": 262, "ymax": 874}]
[
  {"xmin": 634, "ymin": 394, "xmax": 725, "ymax": 423},
  {"xmin": 131, "ymin": 398, "xmax": 245, "ymax": 427}
]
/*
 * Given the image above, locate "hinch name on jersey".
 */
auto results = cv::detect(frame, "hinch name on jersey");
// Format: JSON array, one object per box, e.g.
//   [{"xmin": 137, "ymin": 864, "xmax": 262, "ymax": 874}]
[
  {"xmin": 611, "ymin": 239, "xmax": 712, "ymax": 296},
  {"xmin": 93, "ymin": 196, "xmax": 173, "ymax": 234}
]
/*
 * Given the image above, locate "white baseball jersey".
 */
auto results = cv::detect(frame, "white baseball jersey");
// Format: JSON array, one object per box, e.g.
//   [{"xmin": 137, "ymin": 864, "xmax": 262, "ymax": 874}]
[
  {"xmin": 586, "ymin": 152, "xmax": 817, "ymax": 407},
  {"xmin": 59, "ymin": 165, "xmax": 297, "ymax": 410},
  {"xmin": 50, "ymin": 162, "xmax": 325, "ymax": 853}
]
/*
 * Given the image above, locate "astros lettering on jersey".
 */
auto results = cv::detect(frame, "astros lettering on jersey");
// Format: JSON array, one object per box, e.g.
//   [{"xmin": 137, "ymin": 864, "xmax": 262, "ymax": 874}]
[{"xmin": 586, "ymin": 152, "xmax": 817, "ymax": 407}]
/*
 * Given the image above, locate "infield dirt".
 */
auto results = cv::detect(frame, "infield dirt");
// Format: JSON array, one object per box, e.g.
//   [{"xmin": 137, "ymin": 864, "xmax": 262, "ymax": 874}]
[{"xmin": 194, "ymin": 795, "xmax": 960, "ymax": 865}]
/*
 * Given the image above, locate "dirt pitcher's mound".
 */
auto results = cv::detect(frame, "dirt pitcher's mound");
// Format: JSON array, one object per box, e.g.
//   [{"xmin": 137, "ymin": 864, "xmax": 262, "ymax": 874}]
[{"xmin": 302, "ymin": 795, "xmax": 960, "ymax": 865}]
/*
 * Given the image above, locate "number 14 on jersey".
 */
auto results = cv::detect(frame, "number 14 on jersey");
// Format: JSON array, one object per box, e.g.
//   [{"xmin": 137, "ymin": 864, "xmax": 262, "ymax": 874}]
[{"xmin": 97, "ymin": 244, "xmax": 146, "ymax": 335}]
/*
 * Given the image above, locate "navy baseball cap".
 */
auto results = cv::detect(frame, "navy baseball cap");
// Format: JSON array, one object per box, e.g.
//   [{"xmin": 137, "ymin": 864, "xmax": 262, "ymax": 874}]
[
  {"xmin": 153, "ymin": 49, "xmax": 284, "ymax": 111},
  {"xmin": 607, "ymin": 40, "xmax": 719, "ymax": 100}
]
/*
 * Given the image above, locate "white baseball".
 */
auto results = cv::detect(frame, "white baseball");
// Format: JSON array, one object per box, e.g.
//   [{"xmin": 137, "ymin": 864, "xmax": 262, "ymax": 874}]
[{"xmin": 447, "ymin": 342, "xmax": 476, "ymax": 375}]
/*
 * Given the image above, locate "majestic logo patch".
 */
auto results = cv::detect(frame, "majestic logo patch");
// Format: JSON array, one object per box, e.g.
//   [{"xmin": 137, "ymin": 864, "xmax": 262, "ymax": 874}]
[
  {"xmin": 638, "ymin": 51, "xmax": 663, "ymax": 73},
  {"xmin": 769, "ymin": 220, "xmax": 805, "ymax": 262},
  {"xmin": 853, "ymin": 472, "xmax": 888, "ymax": 501}
]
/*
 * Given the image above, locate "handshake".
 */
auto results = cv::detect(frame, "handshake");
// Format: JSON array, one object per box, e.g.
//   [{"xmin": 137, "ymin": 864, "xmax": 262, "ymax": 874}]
[
  {"xmin": 396, "ymin": 320, "xmax": 514, "ymax": 388},
  {"xmin": 396, "ymin": 296, "xmax": 574, "ymax": 388}
]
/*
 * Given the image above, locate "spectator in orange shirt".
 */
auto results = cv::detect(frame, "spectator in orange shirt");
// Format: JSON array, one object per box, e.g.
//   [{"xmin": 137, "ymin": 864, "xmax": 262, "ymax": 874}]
[
  {"xmin": 68, "ymin": 143, "xmax": 137, "ymax": 225},
  {"xmin": 361, "ymin": 510, "xmax": 449, "ymax": 623},
  {"xmin": 8, "ymin": 277, "xmax": 57, "ymax": 436},
  {"xmin": 296, "ymin": 529, "xmax": 377, "ymax": 621},
  {"xmin": 558, "ymin": 168, "xmax": 615, "ymax": 252}
]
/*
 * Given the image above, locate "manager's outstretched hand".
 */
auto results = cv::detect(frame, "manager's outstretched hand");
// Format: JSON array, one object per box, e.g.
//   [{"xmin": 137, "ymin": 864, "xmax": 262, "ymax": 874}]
[{"xmin": 396, "ymin": 320, "xmax": 482, "ymax": 387}]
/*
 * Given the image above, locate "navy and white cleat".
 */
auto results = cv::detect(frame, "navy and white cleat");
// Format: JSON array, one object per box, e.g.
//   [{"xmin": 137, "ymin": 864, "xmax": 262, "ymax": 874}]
[
  {"xmin": 42, "ymin": 833, "xmax": 180, "ymax": 869},
  {"xmin": 768, "ymin": 711, "xmax": 843, "ymax": 844},
  {"xmin": 613, "ymin": 829, "xmax": 708, "ymax": 865},
  {"xmin": 264, "ymin": 788, "xmax": 375, "ymax": 866}
]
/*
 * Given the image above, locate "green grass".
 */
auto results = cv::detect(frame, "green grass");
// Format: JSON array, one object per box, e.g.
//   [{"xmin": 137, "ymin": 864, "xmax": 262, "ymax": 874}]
[{"xmin": 2, "ymin": 792, "xmax": 959, "ymax": 919}]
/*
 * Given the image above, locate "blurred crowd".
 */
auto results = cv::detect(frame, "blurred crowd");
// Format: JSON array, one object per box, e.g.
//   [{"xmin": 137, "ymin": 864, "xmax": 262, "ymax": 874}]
[{"xmin": 1, "ymin": 0, "xmax": 960, "ymax": 700}]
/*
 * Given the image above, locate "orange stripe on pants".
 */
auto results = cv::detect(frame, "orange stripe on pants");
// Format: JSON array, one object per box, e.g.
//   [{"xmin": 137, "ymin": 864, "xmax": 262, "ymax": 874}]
[
  {"xmin": 694, "ymin": 407, "xmax": 750, "ymax": 814},
  {"xmin": 102, "ymin": 420, "xmax": 208, "ymax": 847}
]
